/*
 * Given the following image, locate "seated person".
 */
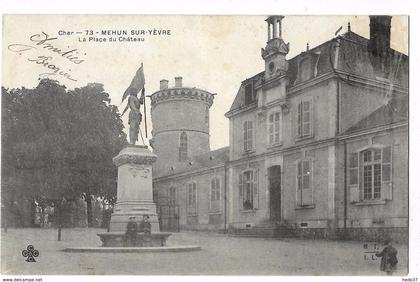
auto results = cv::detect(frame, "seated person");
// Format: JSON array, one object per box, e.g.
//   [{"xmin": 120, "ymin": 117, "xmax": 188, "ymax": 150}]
[
  {"xmin": 125, "ymin": 216, "xmax": 138, "ymax": 247},
  {"xmin": 139, "ymin": 215, "xmax": 152, "ymax": 246}
]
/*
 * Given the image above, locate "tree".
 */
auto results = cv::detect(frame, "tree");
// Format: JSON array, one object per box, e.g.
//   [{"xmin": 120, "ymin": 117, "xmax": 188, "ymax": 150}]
[{"xmin": 1, "ymin": 79, "xmax": 127, "ymax": 229}]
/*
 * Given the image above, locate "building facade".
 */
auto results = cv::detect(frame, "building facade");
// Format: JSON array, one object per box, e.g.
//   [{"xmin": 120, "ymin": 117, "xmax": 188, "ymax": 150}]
[{"xmin": 151, "ymin": 16, "xmax": 408, "ymax": 242}]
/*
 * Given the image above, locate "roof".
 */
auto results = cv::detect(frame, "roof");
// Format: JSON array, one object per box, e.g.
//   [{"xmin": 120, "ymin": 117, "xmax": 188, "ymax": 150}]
[
  {"xmin": 227, "ymin": 30, "xmax": 409, "ymax": 114},
  {"xmin": 155, "ymin": 146, "xmax": 229, "ymax": 178},
  {"xmin": 228, "ymin": 72, "xmax": 264, "ymax": 112},
  {"xmin": 344, "ymin": 95, "xmax": 408, "ymax": 134}
]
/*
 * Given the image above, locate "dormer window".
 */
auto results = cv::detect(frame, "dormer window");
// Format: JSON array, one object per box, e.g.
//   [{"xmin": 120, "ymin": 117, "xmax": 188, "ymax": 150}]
[
  {"xmin": 244, "ymin": 83, "xmax": 255, "ymax": 105},
  {"xmin": 297, "ymin": 52, "xmax": 321, "ymax": 83},
  {"xmin": 299, "ymin": 58, "xmax": 312, "ymax": 81}
]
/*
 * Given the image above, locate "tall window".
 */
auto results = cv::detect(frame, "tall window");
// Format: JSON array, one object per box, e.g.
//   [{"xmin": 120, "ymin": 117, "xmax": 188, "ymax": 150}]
[
  {"xmin": 268, "ymin": 111, "xmax": 281, "ymax": 145},
  {"xmin": 179, "ymin": 131, "xmax": 188, "ymax": 161},
  {"xmin": 244, "ymin": 83, "xmax": 255, "ymax": 105},
  {"xmin": 362, "ymin": 148, "xmax": 392, "ymax": 200},
  {"xmin": 297, "ymin": 99, "xmax": 313, "ymax": 138},
  {"xmin": 348, "ymin": 146, "xmax": 392, "ymax": 203},
  {"xmin": 210, "ymin": 177, "xmax": 221, "ymax": 212},
  {"xmin": 169, "ymin": 187, "xmax": 176, "ymax": 205},
  {"xmin": 239, "ymin": 170, "xmax": 259, "ymax": 210},
  {"xmin": 243, "ymin": 121, "xmax": 254, "ymax": 152},
  {"xmin": 187, "ymin": 182, "xmax": 197, "ymax": 215},
  {"xmin": 296, "ymin": 159, "xmax": 313, "ymax": 206}
]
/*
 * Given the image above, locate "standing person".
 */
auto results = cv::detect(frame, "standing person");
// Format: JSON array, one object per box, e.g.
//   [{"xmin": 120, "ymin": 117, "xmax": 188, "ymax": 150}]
[
  {"xmin": 34, "ymin": 204, "xmax": 41, "ymax": 227},
  {"xmin": 125, "ymin": 216, "xmax": 138, "ymax": 247},
  {"xmin": 376, "ymin": 240, "xmax": 398, "ymax": 275}
]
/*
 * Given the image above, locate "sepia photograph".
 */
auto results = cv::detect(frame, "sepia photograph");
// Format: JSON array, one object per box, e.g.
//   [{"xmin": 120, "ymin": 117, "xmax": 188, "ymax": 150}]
[{"xmin": 0, "ymin": 8, "xmax": 414, "ymax": 278}]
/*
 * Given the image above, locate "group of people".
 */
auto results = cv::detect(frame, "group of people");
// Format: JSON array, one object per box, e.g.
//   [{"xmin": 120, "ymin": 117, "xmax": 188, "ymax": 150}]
[
  {"xmin": 34, "ymin": 204, "xmax": 55, "ymax": 227},
  {"xmin": 125, "ymin": 214, "xmax": 152, "ymax": 247}
]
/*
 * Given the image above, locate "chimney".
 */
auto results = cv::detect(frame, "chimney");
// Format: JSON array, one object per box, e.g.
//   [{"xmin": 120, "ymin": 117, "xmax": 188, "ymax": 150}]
[
  {"xmin": 368, "ymin": 15, "xmax": 392, "ymax": 58},
  {"xmin": 160, "ymin": 79, "xmax": 169, "ymax": 90},
  {"xmin": 175, "ymin": 77, "xmax": 183, "ymax": 87}
]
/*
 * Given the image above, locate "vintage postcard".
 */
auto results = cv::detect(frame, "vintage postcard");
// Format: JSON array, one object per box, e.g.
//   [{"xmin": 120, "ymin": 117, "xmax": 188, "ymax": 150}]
[{"xmin": 1, "ymin": 13, "xmax": 413, "ymax": 278}]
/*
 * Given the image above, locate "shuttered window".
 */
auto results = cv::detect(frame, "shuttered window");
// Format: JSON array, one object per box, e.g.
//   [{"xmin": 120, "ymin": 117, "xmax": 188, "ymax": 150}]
[
  {"xmin": 348, "ymin": 146, "xmax": 393, "ymax": 203},
  {"xmin": 349, "ymin": 153, "xmax": 359, "ymax": 185},
  {"xmin": 297, "ymin": 99, "xmax": 313, "ymax": 138},
  {"xmin": 239, "ymin": 170, "xmax": 259, "ymax": 210},
  {"xmin": 243, "ymin": 121, "xmax": 254, "ymax": 152},
  {"xmin": 296, "ymin": 159, "xmax": 313, "ymax": 206},
  {"xmin": 268, "ymin": 111, "xmax": 281, "ymax": 145},
  {"xmin": 210, "ymin": 177, "xmax": 221, "ymax": 212}
]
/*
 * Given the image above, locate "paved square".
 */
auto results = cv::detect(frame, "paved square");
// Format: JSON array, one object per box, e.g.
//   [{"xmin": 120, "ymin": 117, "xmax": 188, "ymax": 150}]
[{"xmin": 1, "ymin": 228, "xmax": 408, "ymax": 275}]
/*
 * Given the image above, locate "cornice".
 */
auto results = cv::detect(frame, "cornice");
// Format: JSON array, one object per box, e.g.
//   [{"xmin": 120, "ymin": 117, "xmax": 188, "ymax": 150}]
[
  {"xmin": 150, "ymin": 88, "xmax": 215, "ymax": 108},
  {"xmin": 113, "ymin": 154, "xmax": 157, "ymax": 167}
]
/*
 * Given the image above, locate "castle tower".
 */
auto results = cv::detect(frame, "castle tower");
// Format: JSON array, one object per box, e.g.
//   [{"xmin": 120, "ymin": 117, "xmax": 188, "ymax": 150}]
[
  {"xmin": 261, "ymin": 16, "xmax": 290, "ymax": 80},
  {"xmin": 150, "ymin": 77, "xmax": 215, "ymax": 174}
]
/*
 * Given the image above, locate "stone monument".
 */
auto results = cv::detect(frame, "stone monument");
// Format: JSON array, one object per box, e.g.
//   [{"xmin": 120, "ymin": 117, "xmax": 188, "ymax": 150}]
[
  {"xmin": 65, "ymin": 73, "xmax": 199, "ymax": 251},
  {"xmin": 109, "ymin": 145, "xmax": 160, "ymax": 232}
]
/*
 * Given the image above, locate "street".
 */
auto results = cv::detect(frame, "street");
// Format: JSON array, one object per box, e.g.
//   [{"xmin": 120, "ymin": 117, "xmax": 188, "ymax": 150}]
[{"xmin": 1, "ymin": 228, "xmax": 408, "ymax": 275}]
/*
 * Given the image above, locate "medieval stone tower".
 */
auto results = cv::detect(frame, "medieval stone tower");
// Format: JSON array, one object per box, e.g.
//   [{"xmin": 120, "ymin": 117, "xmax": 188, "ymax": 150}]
[{"xmin": 150, "ymin": 77, "xmax": 215, "ymax": 175}]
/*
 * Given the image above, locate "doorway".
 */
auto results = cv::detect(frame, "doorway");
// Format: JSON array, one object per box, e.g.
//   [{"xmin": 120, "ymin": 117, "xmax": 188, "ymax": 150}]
[{"xmin": 268, "ymin": 165, "xmax": 281, "ymax": 222}]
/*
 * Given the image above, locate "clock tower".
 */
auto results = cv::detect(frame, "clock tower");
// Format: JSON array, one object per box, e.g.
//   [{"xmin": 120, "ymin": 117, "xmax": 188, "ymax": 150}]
[{"xmin": 261, "ymin": 16, "xmax": 290, "ymax": 80}]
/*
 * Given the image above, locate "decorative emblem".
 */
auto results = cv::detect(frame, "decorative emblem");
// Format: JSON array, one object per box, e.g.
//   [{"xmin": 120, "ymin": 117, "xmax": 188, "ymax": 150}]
[
  {"xmin": 22, "ymin": 245, "xmax": 39, "ymax": 262},
  {"xmin": 129, "ymin": 167, "xmax": 150, "ymax": 178}
]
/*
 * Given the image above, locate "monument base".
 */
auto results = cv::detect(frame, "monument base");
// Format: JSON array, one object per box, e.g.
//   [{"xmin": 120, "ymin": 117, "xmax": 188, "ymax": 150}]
[
  {"xmin": 110, "ymin": 145, "xmax": 160, "ymax": 232},
  {"xmin": 109, "ymin": 201, "xmax": 159, "ymax": 232}
]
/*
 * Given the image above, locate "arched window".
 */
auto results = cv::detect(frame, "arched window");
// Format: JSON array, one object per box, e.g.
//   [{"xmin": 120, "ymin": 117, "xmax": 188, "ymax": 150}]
[{"xmin": 179, "ymin": 131, "xmax": 188, "ymax": 161}]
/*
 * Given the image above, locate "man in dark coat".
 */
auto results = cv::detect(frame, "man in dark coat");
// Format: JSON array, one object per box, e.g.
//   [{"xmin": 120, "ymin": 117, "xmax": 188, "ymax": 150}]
[
  {"xmin": 139, "ymin": 215, "xmax": 152, "ymax": 246},
  {"xmin": 376, "ymin": 240, "xmax": 398, "ymax": 275},
  {"xmin": 125, "ymin": 216, "xmax": 138, "ymax": 247}
]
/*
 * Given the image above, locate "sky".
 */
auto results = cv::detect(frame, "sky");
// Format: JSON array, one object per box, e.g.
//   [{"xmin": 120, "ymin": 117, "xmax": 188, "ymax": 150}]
[{"xmin": 2, "ymin": 15, "xmax": 408, "ymax": 150}]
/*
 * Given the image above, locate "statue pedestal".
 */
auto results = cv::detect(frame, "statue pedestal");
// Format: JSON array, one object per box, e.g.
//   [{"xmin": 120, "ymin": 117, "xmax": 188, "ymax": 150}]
[{"xmin": 109, "ymin": 145, "xmax": 159, "ymax": 232}]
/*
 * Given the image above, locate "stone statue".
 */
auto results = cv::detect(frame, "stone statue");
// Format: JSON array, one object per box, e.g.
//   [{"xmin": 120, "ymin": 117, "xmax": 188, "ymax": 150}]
[{"xmin": 125, "ymin": 88, "xmax": 144, "ymax": 145}]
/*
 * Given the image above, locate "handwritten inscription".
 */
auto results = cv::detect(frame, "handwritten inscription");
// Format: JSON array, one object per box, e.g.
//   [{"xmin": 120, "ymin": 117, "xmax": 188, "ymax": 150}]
[{"xmin": 8, "ymin": 32, "xmax": 86, "ymax": 82}]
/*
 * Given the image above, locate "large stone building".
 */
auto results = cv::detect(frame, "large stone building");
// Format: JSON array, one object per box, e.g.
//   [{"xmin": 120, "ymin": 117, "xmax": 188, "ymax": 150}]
[{"xmin": 151, "ymin": 16, "xmax": 408, "ymax": 242}]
